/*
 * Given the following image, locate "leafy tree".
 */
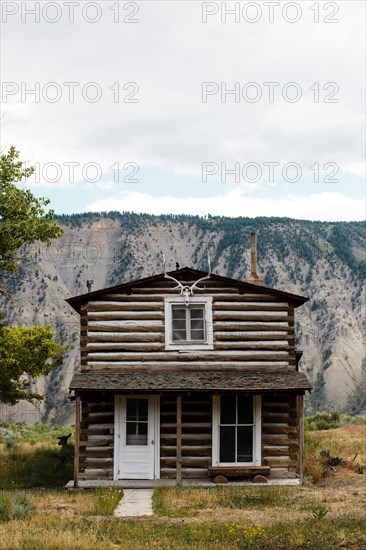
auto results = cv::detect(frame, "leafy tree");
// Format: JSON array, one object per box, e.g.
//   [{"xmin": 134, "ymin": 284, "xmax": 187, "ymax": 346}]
[
  {"xmin": 0, "ymin": 147, "xmax": 67, "ymax": 404},
  {"xmin": 0, "ymin": 146, "xmax": 64, "ymax": 283},
  {"xmin": 0, "ymin": 323, "xmax": 66, "ymax": 405}
]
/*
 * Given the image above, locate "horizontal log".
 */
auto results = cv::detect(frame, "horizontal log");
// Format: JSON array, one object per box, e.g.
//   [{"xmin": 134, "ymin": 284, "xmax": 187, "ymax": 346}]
[
  {"xmin": 85, "ymin": 458, "xmax": 113, "ymax": 466},
  {"xmin": 161, "ymin": 457, "xmax": 210, "ymax": 468},
  {"xmin": 87, "ymin": 333, "xmax": 163, "ymax": 343},
  {"xmin": 85, "ymin": 362, "xmax": 291, "ymax": 372},
  {"xmin": 131, "ymin": 285, "xmax": 238, "ymax": 294},
  {"xmin": 262, "ymin": 425, "xmax": 295, "ymax": 435},
  {"xmin": 79, "ymin": 438, "xmax": 113, "ymax": 447},
  {"xmin": 85, "ymin": 351, "xmax": 289, "ymax": 362},
  {"xmin": 262, "ymin": 446, "xmax": 289, "ymax": 456},
  {"xmin": 161, "ymin": 422, "xmax": 211, "ymax": 430},
  {"xmin": 81, "ymin": 468, "xmax": 113, "ymax": 476},
  {"xmin": 262, "ymin": 437, "xmax": 297, "ymax": 446},
  {"xmin": 87, "ymin": 343, "xmax": 164, "ymax": 352},
  {"xmin": 214, "ymin": 331, "xmax": 292, "ymax": 344},
  {"xmin": 81, "ymin": 418, "xmax": 114, "ymax": 426},
  {"xmin": 213, "ymin": 303, "xmax": 290, "ymax": 312},
  {"xmin": 161, "ymin": 434, "xmax": 211, "ymax": 443},
  {"xmin": 100, "ymin": 293, "xmax": 280, "ymax": 302},
  {"xmin": 214, "ymin": 313, "xmax": 292, "ymax": 321},
  {"xmin": 80, "ymin": 450, "xmax": 113, "ymax": 458},
  {"xmin": 214, "ymin": 342, "xmax": 290, "ymax": 351},
  {"xmin": 87, "ymin": 302, "xmax": 162, "ymax": 311},
  {"xmin": 87, "ymin": 312, "xmax": 164, "ymax": 320},
  {"xmin": 215, "ymin": 333, "xmax": 288, "ymax": 342},
  {"xmin": 214, "ymin": 322, "xmax": 289, "ymax": 331},
  {"xmin": 88, "ymin": 324, "xmax": 163, "ymax": 333}
]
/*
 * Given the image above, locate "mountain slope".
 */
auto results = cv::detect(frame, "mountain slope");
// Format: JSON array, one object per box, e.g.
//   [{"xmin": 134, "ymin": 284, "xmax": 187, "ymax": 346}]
[{"xmin": 1, "ymin": 213, "xmax": 365, "ymax": 422}]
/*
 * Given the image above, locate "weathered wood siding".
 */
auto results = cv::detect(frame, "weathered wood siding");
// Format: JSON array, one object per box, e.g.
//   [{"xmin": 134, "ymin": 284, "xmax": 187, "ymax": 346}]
[
  {"xmin": 81, "ymin": 278, "xmax": 295, "ymax": 373},
  {"xmin": 160, "ymin": 393, "xmax": 212, "ymax": 479},
  {"xmin": 79, "ymin": 393, "xmax": 114, "ymax": 480},
  {"xmin": 261, "ymin": 393, "xmax": 299, "ymax": 478},
  {"xmin": 76, "ymin": 391, "xmax": 300, "ymax": 480}
]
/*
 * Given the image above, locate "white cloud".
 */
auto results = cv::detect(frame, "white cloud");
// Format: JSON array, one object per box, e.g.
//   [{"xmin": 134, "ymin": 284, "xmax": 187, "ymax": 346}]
[
  {"xmin": 1, "ymin": 0, "xmax": 364, "ymax": 220},
  {"xmin": 86, "ymin": 190, "xmax": 365, "ymax": 222}
]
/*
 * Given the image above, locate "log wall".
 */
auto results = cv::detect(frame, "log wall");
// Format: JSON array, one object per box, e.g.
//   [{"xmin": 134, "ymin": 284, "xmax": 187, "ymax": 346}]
[
  {"xmin": 78, "ymin": 393, "xmax": 114, "ymax": 480},
  {"xmin": 76, "ymin": 391, "xmax": 300, "ymax": 480},
  {"xmin": 160, "ymin": 393, "xmax": 212, "ymax": 479},
  {"xmin": 261, "ymin": 393, "xmax": 299, "ymax": 478},
  {"xmin": 81, "ymin": 278, "xmax": 295, "ymax": 373}
]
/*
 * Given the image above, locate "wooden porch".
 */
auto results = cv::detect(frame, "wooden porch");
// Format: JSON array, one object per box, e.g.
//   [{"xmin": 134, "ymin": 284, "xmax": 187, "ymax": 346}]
[{"xmin": 66, "ymin": 477, "xmax": 301, "ymax": 489}]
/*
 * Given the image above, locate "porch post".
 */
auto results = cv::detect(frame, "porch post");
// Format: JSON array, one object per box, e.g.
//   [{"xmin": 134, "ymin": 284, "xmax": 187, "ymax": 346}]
[
  {"xmin": 74, "ymin": 394, "xmax": 81, "ymax": 488},
  {"xmin": 297, "ymin": 394, "xmax": 304, "ymax": 484},
  {"xmin": 176, "ymin": 395, "xmax": 182, "ymax": 486}
]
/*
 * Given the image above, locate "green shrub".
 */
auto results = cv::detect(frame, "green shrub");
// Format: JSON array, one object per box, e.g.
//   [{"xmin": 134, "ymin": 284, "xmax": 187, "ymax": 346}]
[
  {"xmin": 0, "ymin": 491, "xmax": 35, "ymax": 521},
  {"xmin": 305, "ymin": 411, "xmax": 366, "ymax": 431},
  {"xmin": 0, "ymin": 492, "xmax": 11, "ymax": 520},
  {"xmin": 4, "ymin": 433, "xmax": 20, "ymax": 453}
]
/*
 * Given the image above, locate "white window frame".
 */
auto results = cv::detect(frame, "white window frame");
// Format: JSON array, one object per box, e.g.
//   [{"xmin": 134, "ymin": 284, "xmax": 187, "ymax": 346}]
[
  {"xmin": 212, "ymin": 395, "xmax": 261, "ymax": 466},
  {"xmin": 164, "ymin": 296, "xmax": 213, "ymax": 351}
]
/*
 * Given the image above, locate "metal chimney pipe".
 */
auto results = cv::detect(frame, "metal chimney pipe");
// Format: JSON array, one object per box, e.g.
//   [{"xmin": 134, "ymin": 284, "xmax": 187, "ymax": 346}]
[
  {"xmin": 86, "ymin": 279, "xmax": 94, "ymax": 293},
  {"xmin": 247, "ymin": 232, "xmax": 263, "ymax": 286}
]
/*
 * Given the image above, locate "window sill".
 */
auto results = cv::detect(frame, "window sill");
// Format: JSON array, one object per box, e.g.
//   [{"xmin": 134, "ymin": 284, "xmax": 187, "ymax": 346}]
[{"xmin": 165, "ymin": 343, "xmax": 214, "ymax": 352}]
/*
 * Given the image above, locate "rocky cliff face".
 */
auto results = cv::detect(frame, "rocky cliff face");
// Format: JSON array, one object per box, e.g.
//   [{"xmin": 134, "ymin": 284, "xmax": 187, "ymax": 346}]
[{"xmin": 1, "ymin": 213, "xmax": 365, "ymax": 422}]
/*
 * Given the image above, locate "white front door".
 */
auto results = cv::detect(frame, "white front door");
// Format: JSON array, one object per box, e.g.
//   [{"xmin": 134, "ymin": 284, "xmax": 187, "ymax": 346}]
[{"xmin": 114, "ymin": 396, "xmax": 159, "ymax": 480}]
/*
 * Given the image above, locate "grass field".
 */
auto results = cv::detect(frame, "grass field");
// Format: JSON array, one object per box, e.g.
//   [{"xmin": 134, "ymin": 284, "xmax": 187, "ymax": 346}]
[{"xmin": 0, "ymin": 421, "xmax": 365, "ymax": 549}]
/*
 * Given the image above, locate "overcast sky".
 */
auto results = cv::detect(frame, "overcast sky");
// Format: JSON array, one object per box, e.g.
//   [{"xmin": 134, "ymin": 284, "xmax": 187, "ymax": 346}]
[{"xmin": 1, "ymin": 0, "xmax": 365, "ymax": 221}]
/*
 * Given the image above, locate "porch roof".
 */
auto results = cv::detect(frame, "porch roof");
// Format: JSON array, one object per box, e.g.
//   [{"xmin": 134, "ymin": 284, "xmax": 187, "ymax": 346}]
[{"xmin": 70, "ymin": 371, "xmax": 312, "ymax": 393}]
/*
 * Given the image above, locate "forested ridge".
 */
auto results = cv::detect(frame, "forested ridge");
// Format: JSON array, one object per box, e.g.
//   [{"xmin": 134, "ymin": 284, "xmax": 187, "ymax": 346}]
[{"xmin": 1, "ymin": 213, "xmax": 365, "ymax": 421}]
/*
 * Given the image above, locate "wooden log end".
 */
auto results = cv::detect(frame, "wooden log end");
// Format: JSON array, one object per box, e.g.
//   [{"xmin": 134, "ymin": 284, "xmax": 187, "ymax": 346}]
[{"xmin": 213, "ymin": 475, "xmax": 228, "ymax": 484}]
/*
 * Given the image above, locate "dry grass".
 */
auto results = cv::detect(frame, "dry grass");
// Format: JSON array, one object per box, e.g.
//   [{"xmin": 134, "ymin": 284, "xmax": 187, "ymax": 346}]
[{"xmin": 0, "ymin": 423, "xmax": 365, "ymax": 549}]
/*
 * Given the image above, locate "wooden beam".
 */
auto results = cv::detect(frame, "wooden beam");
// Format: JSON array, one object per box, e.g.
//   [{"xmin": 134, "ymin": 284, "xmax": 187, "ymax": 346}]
[
  {"xmin": 297, "ymin": 394, "xmax": 304, "ymax": 484},
  {"xmin": 176, "ymin": 395, "xmax": 182, "ymax": 486},
  {"xmin": 74, "ymin": 394, "xmax": 81, "ymax": 488}
]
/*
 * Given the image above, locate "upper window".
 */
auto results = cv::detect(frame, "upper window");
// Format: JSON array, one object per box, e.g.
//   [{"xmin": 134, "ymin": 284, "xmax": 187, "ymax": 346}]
[{"xmin": 165, "ymin": 296, "xmax": 213, "ymax": 350}]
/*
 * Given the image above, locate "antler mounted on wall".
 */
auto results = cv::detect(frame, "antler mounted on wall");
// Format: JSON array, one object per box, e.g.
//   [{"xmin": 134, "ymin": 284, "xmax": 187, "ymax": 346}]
[{"xmin": 163, "ymin": 255, "xmax": 211, "ymax": 305}]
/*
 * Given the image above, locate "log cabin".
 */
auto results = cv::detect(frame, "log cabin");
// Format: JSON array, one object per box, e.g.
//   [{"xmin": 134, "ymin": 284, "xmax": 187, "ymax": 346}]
[{"xmin": 67, "ymin": 234, "xmax": 312, "ymax": 486}]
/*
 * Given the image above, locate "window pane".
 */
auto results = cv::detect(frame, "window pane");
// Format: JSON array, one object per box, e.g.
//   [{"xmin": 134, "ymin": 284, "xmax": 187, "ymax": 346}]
[
  {"xmin": 126, "ymin": 399, "xmax": 148, "ymax": 445},
  {"xmin": 238, "ymin": 395, "xmax": 253, "ymax": 424},
  {"xmin": 220, "ymin": 395, "xmax": 236, "ymax": 424},
  {"xmin": 190, "ymin": 308, "xmax": 204, "ymax": 319},
  {"xmin": 191, "ymin": 319, "xmax": 204, "ymax": 330},
  {"xmin": 173, "ymin": 329, "xmax": 187, "ymax": 341},
  {"xmin": 220, "ymin": 426, "xmax": 235, "ymax": 462},
  {"xmin": 172, "ymin": 308, "xmax": 186, "ymax": 320},
  {"xmin": 126, "ymin": 399, "xmax": 138, "ymax": 421},
  {"xmin": 126, "ymin": 398, "xmax": 148, "ymax": 421},
  {"xmin": 191, "ymin": 329, "xmax": 204, "ymax": 340},
  {"xmin": 237, "ymin": 426, "xmax": 253, "ymax": 462},
  {"xmin": 138, "ymin": 399, "xmax": 148, "ymax": 422}
]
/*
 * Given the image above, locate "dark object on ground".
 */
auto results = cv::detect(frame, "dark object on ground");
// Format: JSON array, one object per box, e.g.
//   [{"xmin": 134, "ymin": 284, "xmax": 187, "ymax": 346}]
[
  {"xmin": 54, "ymin": 434, "xmax": 73, "ymax": 470},
  {"xmin": 320, "ymin": 449, "xmax": 345, "ymax": 467}
]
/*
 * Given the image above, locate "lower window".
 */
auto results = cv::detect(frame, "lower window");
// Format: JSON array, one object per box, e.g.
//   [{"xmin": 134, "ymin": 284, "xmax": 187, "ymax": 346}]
[{"xmin": 212, "ymin": 394, "xmax": 261, "ymax": 466}]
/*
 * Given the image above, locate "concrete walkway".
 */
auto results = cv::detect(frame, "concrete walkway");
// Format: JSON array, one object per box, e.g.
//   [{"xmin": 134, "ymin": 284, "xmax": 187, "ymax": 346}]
[{"xmin": 113, "ymin": 488, "xmax": 154, "ymax": 517}]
